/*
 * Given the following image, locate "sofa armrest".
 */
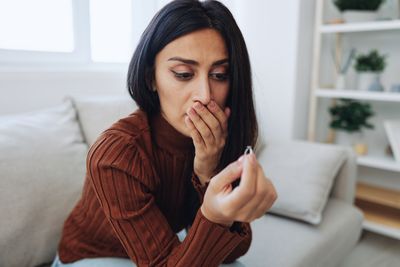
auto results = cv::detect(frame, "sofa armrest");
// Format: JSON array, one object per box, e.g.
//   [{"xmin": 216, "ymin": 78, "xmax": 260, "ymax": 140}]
[{"xmin": 329, "ymin": 146, "xmax": 357, "ymax": 204}]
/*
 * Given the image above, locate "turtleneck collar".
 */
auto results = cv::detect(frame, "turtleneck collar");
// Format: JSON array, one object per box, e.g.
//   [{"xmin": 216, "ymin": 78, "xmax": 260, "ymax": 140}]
[{"xmin": 150, "ymin": 112, "xmax": 194, "ymax": 153}]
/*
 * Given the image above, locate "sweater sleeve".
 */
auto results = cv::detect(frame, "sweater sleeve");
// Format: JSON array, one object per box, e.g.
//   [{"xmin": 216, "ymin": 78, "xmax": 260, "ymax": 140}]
[
  {"xmin": 191, "ymin": 173, "xmax": 253, "ymax": 263},
  {"xmin": 87, "ymin": 133, "xmax": 249, "ymax": 267}
]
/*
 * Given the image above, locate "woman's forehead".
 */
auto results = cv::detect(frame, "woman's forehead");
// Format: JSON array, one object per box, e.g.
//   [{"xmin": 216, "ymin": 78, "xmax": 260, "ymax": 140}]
[{"xmin": 156, "ymin": 28, "xmax": 228, "ymax": 65}]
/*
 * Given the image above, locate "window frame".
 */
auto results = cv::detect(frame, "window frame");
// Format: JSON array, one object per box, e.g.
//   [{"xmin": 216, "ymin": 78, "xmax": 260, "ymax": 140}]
[{"xmin": 0, "ymin": 0, "xmax": 91, "ymax": 65}]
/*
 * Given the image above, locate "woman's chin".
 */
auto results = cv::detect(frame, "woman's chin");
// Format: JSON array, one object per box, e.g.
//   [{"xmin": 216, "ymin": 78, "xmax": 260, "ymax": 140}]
[{"xmin": 180, "ymin": 126, "xmax": 192, "ymax": 138}]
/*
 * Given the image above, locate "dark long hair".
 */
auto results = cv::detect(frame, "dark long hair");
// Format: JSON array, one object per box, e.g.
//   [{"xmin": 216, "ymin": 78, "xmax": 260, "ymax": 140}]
[{"xmin": 127, "ymin": 0, "xmax": 258, "ymax": 173}]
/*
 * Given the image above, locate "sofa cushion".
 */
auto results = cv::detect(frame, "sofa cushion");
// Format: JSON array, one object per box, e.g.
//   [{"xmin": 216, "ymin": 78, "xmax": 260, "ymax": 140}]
[
  {"xmin": 66, "ymin": 94, "xmax": 137, "ymax": 146},
  {"xmin": 258, "ymin": 140, "xmax": 347, "ymax": 224},
  {"xmin": 0, "ymin": 99, "xmax": 88, "ymax": 267}
]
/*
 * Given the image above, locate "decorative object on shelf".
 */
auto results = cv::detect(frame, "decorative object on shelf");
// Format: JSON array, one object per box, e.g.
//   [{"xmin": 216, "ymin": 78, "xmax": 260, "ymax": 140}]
[
  {"xmin": 383, "ymin": 119, "xmax": 400, "ymax": 162},
  {"xmin": 329, "ymin": 99, "xmax": 375, "ymax": 155},
  {"xmin": 355, "ymin": 50, "xmax": 387, "ymax": 91},
  {"xmin": 334, "ymin": 48, "xmax": 356, "ymax": 89},
  {"xmin": 390, "ymin": 83, "xmax": 400, "ymax": 92},
  {"xmin": 378, "ymin": 0, "xmax": 400, "ymax": 20},
  {"xmin": 385, "ymin": 144, "xmax": 393, "ymax": 157},
  {"xmin": 333, "ymin": 0, "xmax": 386, "ymax": 23}
]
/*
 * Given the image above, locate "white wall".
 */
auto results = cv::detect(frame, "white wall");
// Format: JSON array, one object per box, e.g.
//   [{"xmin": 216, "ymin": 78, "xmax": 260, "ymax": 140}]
[
  {"xmin": 0, "ymin": 70, "xmax": 127, "ymax": 115},
  {"xmin": 230, "ymin": 0, "xmax": 314, "ymax": 141}
]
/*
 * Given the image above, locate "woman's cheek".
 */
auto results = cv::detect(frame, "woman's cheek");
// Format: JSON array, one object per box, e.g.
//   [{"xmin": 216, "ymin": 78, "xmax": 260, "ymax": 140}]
[{"xmin": 212, "ymin": 85, "xmax": 229, "ymax": 107}]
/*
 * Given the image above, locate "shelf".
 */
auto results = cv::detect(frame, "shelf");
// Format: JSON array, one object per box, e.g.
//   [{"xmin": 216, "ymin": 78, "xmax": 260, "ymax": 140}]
[
  {"xmin": 356, "ymin": 182, "xmax": 400, "ymax": 210},
  {"xmin": 355, "ymin": 183, "xmax": 400, "ymax": 240},
  {"xmin": 363, "ymin": 220, "xmax": 400, "ymax": 240},
  {"xmin": 315, "ymin": 88, "xmax": 400, "ymax": 102},
  {"xmin": 320, "ymin": 20, "xmax": 400, "ymax": 33},
  {"xmin": 357, "ymin": 155, "xmax": 400, "ymax": 172},
  {"xmin": 355, "ymin": 197, "xmax": 400, "ymax": 240}
]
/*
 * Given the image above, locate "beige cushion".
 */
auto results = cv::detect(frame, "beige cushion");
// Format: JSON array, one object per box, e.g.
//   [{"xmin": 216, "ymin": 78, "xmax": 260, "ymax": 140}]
[
  {"xmin": 258, "ymin": 140, "xmax": 347, "ymax": 224},
  {"xmin": 0, "ymin": 99, "xmax": 88, "ymax": 267},
  {"xmin": 66, "ymin": 94, "xmax": 137, "ymax": 146}
]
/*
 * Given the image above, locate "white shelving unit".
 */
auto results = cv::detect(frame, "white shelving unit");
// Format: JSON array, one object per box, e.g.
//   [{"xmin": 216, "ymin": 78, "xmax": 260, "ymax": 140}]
[
  {"xmin": 363, "ymin": 221, "xmax": 400, "ymax": 240},
  {"xmin": 308, "ymin": 0, "xmax": 400, "ymax": 240},
  {"xmin": 357, "ymin": 155, "xmax": 400, "ymax": 173},
  {"xmin": 315, "ymin": 88, "xmax": 400, "ymax": 102},
  {"xmin": 320, "ymin": 19, "xmax": 400, "ymax": 33}
]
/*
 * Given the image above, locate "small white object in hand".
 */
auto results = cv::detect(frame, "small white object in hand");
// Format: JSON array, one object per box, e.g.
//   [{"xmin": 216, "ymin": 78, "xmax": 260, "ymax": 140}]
[{"xmin": 244, "ymin": 145, "xmax": 253, "ymax": 155}]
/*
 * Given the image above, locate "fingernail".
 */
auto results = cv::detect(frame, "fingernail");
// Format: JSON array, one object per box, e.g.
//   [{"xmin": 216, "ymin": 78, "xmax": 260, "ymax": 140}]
[
  {"xmin": 238, "ymin": 155, "xmax": 244, "ymax": 162},
  {"xmin": 184, "ymin": 116, "xmax": 190, "ymax": 124},
  {"xmin": 194, "ymin": 102, "xmax": 202, "ymax": 109},
  {"xmin": 189, "ymin": 108, "xmax": 196, "ymax": 115}
]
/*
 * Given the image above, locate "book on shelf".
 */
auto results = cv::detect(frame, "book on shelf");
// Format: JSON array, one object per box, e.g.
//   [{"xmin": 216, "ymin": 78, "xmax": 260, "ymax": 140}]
[{"xmin": 384, "ymin": 120, "xmax": 400, "ymax": 162}]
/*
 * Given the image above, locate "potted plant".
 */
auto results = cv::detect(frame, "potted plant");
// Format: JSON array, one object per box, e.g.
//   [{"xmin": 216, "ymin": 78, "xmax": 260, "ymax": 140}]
[
  {"xmin": 329, "ymin": 99, "xmax": 374, "ymax": 155},
  {"xmin": 355, "ymin": 50, "xmax": 387, "ymax": 91},
  {"xmin": 333, "ymin": 0, "xmax": 385, "ymax": 23}
]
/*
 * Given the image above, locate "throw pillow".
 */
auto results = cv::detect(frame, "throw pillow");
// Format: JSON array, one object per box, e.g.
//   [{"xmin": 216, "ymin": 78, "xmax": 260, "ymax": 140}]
[
  {"xmin": 258, "ymin": 140, "xmax": 347, "ymax": 224},
  {"xmin": 0, "ymin": 99, "xmax": 88, "ymax": 267}
]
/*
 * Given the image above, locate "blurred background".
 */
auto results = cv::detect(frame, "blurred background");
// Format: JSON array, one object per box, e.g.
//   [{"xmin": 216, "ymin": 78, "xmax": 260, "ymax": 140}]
[{"xmin": 1, "ymin": 1, "xmax": 400, "ymax": 263}]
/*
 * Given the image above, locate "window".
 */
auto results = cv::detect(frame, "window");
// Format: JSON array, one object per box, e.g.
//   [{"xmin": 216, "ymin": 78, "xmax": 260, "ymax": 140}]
[
  {"xmin": 0, "ymin": 0, "xmax": 74, "ymax": 52},
  {"xmin": 0, "ymin": 0, "xmax": 162, "ymax": 66}
]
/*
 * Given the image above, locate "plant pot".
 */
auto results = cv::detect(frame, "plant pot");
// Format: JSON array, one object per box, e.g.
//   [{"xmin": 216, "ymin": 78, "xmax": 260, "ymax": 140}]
[
  {"xmin": 357, "ymin": 72, "xmax": 384, "ymax": 91},
  {"xmin": 335, "ymin": 131, "xmax": 368, "ymax": 156},
  {"xmin": 335, "ymin": 74, "xmax": 346, "ymax": 90},
  {"xmin": 342, "ymin": 11, "xmax": 378, "ymax": 23}
]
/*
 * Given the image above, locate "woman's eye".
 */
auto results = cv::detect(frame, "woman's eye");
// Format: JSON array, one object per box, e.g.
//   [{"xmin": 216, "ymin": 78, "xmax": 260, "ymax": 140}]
[
  {"xmin": 210, "ymin": 73, "xmax": 229, "ymax": 81},
  {"xmin": 172, "ymin": 71, "xmax": 194, "ymax": 81}
]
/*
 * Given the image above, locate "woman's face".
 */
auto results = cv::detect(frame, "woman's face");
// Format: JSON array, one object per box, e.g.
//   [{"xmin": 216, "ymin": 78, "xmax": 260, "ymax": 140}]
[{"xmin": 154, "ymin": 28, "xmax": 230, "ymax": 137}]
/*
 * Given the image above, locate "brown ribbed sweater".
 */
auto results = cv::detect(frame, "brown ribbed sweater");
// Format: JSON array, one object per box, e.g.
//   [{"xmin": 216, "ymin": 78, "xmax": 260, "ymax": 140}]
[{"xmin": 57, "ymin": 109, "xmax": 252, "ymax": 266}]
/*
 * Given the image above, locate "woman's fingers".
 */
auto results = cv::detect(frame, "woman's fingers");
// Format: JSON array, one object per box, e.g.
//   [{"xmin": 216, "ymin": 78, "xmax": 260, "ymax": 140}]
[
  {"xmin": 187, "ymin": 101, "xmax": 229, "ymax": 147},
  {"xmin": 203, "ymin": 154, "xmax": 277, "ymax": 224},
  {"xmin": 237, "ymin": 171, "xmax": 274, "ymax": 221},
  {"xmin": 251, "ymin": 186, "xmax": 277, "ymax": 220},
  {"xmin": 224, "ymin": 153, "xmax": 258, "ymax": 210},
  {"xmin": 206, "ymin": 100, "xmax": 229, "ymax": 135},
  {"xmin": 224, "ymin": 154, "xmax": 277, "ymax": 222},
  {"xmin": 185, "ymin": 115, "xmax": 205, "ymax": 149},
  {"xmin": 211, "ymin": 158, "xmax": 243, "ymax": 192},
  {"xmin": 237, "ymin": 153, "xmax": 258, "ymax": 195},
  {"xmin": 248, "ymin": 195, "xmax": 271, "ymax": 221},
  {"xmin": 194, "ymin": 102, "xmax": 222, "ymax": 141},
  {"xmin": 187, "ymin": 105, "xmax": 215, "ymax": 145}
]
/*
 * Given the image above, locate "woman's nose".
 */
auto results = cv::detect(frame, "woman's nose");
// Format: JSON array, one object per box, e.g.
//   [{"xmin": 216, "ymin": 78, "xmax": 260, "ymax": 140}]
[{"xmin": 194, "ymin": 76, "xmax": 211, "ymax": 105}]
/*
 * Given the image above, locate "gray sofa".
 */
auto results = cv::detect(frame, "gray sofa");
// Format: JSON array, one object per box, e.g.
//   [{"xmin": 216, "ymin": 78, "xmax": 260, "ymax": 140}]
[{"xmin": 0, "ymin": 95, "xmax": 364, "ymax": 267}]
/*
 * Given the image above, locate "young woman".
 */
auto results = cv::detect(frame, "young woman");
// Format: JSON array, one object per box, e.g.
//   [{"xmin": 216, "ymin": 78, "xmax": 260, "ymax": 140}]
[{"xmin": 52, "ymin": 1, "xmax": 277, "ymax": 266}]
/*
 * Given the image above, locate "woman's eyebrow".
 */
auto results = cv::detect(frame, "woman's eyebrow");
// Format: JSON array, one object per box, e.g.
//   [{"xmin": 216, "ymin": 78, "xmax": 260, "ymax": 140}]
[{"xmin": 167, "ymin": 57, "xmax": 229, "ymax": 66}]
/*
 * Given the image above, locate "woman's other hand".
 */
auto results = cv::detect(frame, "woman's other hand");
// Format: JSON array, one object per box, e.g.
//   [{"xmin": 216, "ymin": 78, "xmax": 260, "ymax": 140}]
[
  {"xmin": 185, "ymin": 100, "xmax": 230, "ymax": 185},
  {"xmin": 200, "ymin": 152, "xmax": 278, "ymax": 227}
]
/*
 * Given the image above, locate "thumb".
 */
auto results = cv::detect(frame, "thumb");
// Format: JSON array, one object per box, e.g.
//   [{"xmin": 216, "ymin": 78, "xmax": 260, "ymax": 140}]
[{"xmin": 212, "ymin": 156, "xmax": 244, "ymax": 190}]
